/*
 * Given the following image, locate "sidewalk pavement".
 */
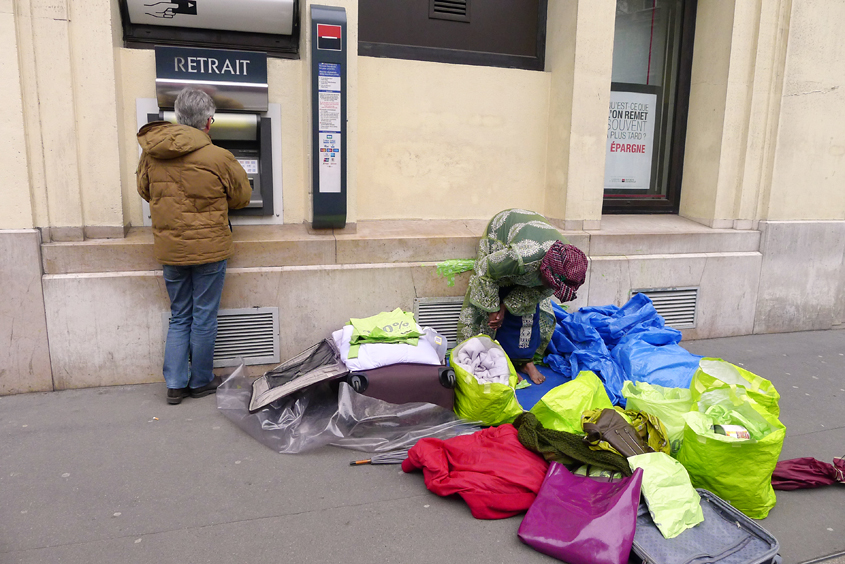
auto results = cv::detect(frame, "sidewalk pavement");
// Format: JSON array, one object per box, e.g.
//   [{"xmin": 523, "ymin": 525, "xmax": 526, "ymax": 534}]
[{"xmin": 1, "ymin": 330, "xmax": 843, "ymax": 564}]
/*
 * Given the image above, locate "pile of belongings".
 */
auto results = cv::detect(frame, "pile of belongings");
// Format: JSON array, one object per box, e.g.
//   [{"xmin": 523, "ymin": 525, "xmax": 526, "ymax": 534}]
[
  {"xmin": 401, "ymin": 294, "xmax": 788, "ymax": 563},
  {"xmin": 219, "ymin": 295, "xmax": 792, "ymax": 564},
  {"xmin": 219, "ymin": 308, "xmax": 479, "ymax": 455},
  {"xmin": 334, "ymin": 308, "xmax": 445, "ymax": 370}
]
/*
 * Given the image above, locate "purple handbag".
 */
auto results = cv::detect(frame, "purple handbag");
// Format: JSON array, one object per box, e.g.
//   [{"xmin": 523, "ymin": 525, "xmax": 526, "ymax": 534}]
[{"xmin": 518, "ymin": 462, "xmax": 644, "ymax": 564}]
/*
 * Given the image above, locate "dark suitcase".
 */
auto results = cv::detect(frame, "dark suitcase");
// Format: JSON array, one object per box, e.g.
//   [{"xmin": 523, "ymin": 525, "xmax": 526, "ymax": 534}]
[
  {"xmin": 348, "ymin": 364, "xmax": 456, "ymax": 411},
  {"xmin": 249, "ymin": 339, "xmax": 348, "ymax": 412},
  {"xmin": 249, "ymin": 339, "xmax": 456, "ymax": 412},
  {"xmin": 629, "ymin": 489, "xmax": 782, "ymax": 564}
]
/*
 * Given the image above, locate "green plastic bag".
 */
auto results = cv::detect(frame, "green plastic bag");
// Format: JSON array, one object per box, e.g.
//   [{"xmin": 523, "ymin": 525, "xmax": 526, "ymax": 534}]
[
  {"xmin": 628, "ymin": 452, "xmax": 703, "ymax": 539},
  {"xmin": 692, "ymin": 358, "xmax": 781, "ymax": 418},
  {"xmin": 622, "ymin": 382, "xmax": 693, "ymax": 456},
  {"xmin": 451, "ymin": 335, "xmax": 523, "ymax": 426},
  {"xmin": 529, "ymin": 371, "xmax": 613, "ymax": 435},
  {"xmin": 435, "ymin": 259, "xmax": 476, "ymax": 287},
  {"xmin": 677, "ymin": 372, "xmax": 786, "ymax": 519}
]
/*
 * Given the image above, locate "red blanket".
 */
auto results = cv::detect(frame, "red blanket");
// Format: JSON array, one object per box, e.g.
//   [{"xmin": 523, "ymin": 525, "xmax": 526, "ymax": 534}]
[{"xmin": 402, "ymin": 424, "xmax": 549, "ymax": 519}]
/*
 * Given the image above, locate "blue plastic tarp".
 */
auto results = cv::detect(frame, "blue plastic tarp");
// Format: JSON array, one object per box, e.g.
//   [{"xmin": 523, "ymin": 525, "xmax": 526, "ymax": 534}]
[
  {"xmin": 611, "ymin": 326, "xmax": 699, "ymax": 389},
  {"xmin": 542, "ymin": 294, "xmax": 701, "ymax": 406},
  {"xmin": 514, "ymin": 365, "xmax": 570, "ymax": 411}
]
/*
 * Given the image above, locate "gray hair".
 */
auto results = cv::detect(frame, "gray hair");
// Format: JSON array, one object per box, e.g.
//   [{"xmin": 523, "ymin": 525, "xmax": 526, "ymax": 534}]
[{"xmin": 174, "ymin": 88, "xmax": 216, "ymax": 130}]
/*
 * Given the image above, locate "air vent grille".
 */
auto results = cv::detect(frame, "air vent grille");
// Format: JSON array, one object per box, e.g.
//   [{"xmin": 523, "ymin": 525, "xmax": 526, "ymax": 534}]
[
  {"xmin": 162, "ymin": 307, "xmax": 280, "ymax": 368},
  {"xmin": 414, "ymin": 297, "xmax": 465, "ymax": 348},
  {"xmin": 429, "ymin": 0, "xmax": 471, "ymax": 22},
  {"xmin": 633, "ymin": 288, "xmax": 698, "ymax": 329}
]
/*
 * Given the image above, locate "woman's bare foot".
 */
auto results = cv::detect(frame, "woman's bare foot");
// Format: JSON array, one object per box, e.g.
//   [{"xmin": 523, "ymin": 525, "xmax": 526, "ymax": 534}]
[{"xmin": 522, "ymin": 362, "xmax": 545, "ymax": 385}]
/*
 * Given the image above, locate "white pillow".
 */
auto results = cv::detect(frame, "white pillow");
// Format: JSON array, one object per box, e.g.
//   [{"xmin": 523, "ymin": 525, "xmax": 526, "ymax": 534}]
[{"xmin": 332, "ymin": 325, "xmax": 446, "ymax": 371}]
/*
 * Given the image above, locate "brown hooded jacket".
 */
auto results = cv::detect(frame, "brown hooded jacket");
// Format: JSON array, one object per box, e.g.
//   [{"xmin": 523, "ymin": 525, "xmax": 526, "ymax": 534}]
[{"xmin": 136, "ymin": 121, "xmax": 251, "ymax": 265}]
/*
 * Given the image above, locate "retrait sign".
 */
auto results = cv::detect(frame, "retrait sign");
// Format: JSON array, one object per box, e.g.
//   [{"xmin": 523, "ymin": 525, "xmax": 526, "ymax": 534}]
[
  {"xmin": 154, "ymin": 46, "xmax": 268, "ymax": 112},
  {"xmin": 155, "ymin": 46, "xmax": 267, "ymax": 84}
]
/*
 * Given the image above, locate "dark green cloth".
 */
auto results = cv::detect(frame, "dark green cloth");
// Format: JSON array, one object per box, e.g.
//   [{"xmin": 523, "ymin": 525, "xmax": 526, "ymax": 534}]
[{"xmin": 513, "ymin": 412, "xmax": 632, "ymax": 477}]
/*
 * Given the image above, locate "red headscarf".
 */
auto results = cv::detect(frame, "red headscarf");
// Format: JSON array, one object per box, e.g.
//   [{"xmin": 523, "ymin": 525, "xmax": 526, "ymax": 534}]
[{"xmin": 539, "ymin": 242, "xmax": 588, "ymax": 303}]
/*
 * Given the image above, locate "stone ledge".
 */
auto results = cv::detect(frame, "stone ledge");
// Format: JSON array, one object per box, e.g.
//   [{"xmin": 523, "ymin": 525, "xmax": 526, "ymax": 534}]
[
  {"xmin": 587, "ymin": 215, "xmax": 760, "ymax": 256},
  {"xmin": 39, "ymin": 216, "xmax": 759, "ymax": 274}
]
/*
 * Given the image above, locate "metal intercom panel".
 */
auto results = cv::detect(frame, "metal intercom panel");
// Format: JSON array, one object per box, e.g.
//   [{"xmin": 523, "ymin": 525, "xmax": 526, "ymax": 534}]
[{"xmin": 310, "ymin": 5, "xmax": 347, "ymax": 229}]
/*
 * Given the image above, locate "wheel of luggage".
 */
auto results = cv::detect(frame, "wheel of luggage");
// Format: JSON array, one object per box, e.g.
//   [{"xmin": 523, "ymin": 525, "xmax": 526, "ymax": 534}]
[
  {"xmin": 438, "ymin": 367, "xmax": 456, "ymax": 389},
  {"xmin": 348, "ymin": 372, "xmax": 369, "ymax": 393}
]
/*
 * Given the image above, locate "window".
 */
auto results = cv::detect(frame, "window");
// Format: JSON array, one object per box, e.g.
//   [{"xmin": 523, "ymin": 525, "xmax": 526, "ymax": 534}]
[
  {"xmin": 358, "ymin": 0, "xmax": 547, "ymax": 71},
  {"xmin": 603, "ymin": 0, "xmax": 697, "ymax": 213}
]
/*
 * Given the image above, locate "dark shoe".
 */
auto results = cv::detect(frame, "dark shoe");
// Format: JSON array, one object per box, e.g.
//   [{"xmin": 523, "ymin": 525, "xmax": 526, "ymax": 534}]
[
  {"xmin": 167, "ymin": 387, "xmax": 190, "ymax": 405},
  {"xmin": 190, "ymin": 375, "xmax": 223, "ymax": 398}
]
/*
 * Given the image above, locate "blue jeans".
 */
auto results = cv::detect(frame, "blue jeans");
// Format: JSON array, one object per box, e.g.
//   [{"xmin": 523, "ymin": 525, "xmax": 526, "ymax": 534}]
[{"xmin": 162, "ymin": 260, "xmax": 227, "ymax": 390}]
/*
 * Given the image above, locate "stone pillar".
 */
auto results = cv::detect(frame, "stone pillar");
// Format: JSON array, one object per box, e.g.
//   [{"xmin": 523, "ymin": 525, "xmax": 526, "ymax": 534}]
[
  {"xmin": 679, "ymin": 0, "xmax": 792, "ymax": 229},
  {"xmin": 544, "ymin": 0, "xmax": 615, "ymax": 231},
  {"xmin": 12, "ymin": 0, "xmax": 126, "ymax": 241},
  {"xmin": 0, "ymin": 1, "xmax": 33, "ymax": 230}
]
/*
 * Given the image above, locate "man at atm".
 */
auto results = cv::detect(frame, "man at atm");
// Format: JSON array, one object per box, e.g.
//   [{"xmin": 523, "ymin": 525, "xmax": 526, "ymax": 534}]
[{"xmin": 137, "ymin": 88, "xmax": 251, "ymax": 405}]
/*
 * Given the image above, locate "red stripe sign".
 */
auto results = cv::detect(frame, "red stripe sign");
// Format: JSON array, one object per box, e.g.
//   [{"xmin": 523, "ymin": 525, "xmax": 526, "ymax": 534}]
[{"xmin": 317, "ymin": 24, "xmax": 341, "ymax": 39}]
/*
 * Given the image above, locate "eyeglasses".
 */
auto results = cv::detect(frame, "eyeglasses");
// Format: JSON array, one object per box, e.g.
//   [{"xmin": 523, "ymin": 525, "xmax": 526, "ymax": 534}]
[{"xmin": 210, "ymin": 117, "xmax": 215, "ymax": 125}]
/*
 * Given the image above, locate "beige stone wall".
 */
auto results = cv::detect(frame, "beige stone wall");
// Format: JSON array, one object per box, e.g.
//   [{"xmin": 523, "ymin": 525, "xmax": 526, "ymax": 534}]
[
  {"xmin": 3, "ymin": 0, "xmax": 845, "ymax": 233},
  {"xmin": 0, "ymin": 2, "xmax": 33, "ymax": 229},
  {"xmin": 766, "ymin": 0, "xmax": 845, "ymax": 220},
  {"xmin": 543, "ymin": 0, "xmax": 578, "ymax": 222},
  {"xmin": 356, "ymin": 0, "xmax": 614, "ymax": 225},
  {"xmin": 0, "ymin": 230, "xmax": 52, "ymax": 394},
  {"xmin": 544, "ymin": 0, "xmax": 618, "ymax": 228},
  {"xmin": 356, "ymin": 57, "xmax": 550, "ymax": 221},
  {"xmin": 679, "ymin": 0, "xmax": 808, "ymax": 228}
]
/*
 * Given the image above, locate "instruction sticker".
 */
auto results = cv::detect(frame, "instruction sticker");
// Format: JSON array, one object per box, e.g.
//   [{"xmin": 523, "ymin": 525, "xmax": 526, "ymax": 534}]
[
  {"xmin": 319, "ymin": 133, "xmax": 341, "ymax": 193},
  {"xmin": 317, "ymin": 62, "xmax": 341, "ymax": 91},
  {"xmin": 317, "ymin": 62, "xmax": 341, "ymax": 193},
  {"xmin": 319, "ymin": 92, "xmax": 341, "ymax": 131}
]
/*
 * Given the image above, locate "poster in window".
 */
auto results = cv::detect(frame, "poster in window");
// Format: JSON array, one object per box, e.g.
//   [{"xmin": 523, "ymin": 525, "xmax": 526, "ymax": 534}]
[{"xmin": 604, "ymin": 89, "xmax": 658, "ymax": 190}]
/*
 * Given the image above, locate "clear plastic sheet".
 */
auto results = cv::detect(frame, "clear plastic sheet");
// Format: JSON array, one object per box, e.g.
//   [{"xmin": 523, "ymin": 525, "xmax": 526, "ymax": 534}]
[{"xmin": 217, "ymin": 363, "xmax": 480, "ymax": 454}]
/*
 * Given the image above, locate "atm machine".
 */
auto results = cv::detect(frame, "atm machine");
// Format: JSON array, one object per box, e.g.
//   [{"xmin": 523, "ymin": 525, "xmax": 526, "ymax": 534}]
[
  {"xmin": 136, "ymin": 45, "xmax": 283, "ymax": 224},
  {"xmin": 147, "ymin": 108, "xmax": 273, "ymax": 217},
  {"xmin": 122, "ymin": 0, "xmax": 293, "ymax": 225}
]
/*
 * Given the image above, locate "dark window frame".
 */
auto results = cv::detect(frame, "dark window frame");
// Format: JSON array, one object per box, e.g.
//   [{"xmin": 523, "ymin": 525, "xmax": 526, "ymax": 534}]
[
  {"xmin": 117, "ymin": 0, "xmax": 301, "ymax": 58},
  {"xmin": 358, "ymin": 0, "xmax": 548, "ymax": 72},
  {"xmin": 602, "ymin": 0, "xmax": 697, "ymax": 215}
]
